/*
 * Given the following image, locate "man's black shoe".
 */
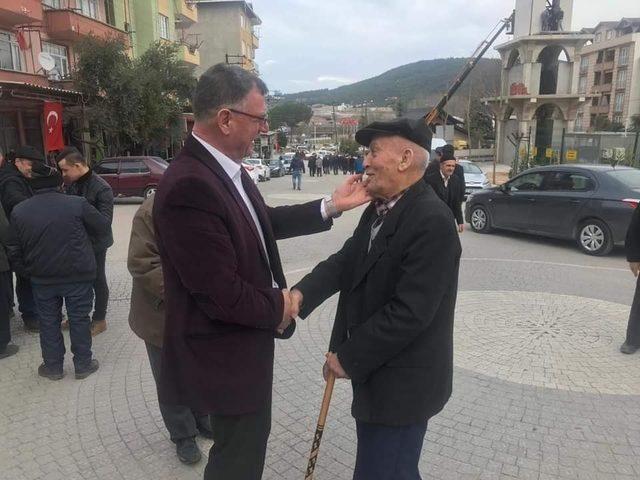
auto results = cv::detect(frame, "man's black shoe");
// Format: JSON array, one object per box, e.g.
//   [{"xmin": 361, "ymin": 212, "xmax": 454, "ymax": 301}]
[
  {"xmin": 620, "ymin": 342, "xmax": 639, "ymax": 354},
  {"xmin": 38, "ymin": 363, "xmax": 64, "ymax": 380},
  {"xmin": 0, "ymin": 344, "xmax": 19, "ymax": 359},
  {"xmin": 75, "ymin": 359, "xmax": 99, "ymax": 379},
  {"xmin": 176, "ymin": 437, "xmax": 201, "ymax": 464},
  {"xmin": 23, "ymin": 318, "xmax": 39, "ymax": 332},
  {"xmin": 196, "ymin": 416, "xmax": 214, "ymax": 439}
]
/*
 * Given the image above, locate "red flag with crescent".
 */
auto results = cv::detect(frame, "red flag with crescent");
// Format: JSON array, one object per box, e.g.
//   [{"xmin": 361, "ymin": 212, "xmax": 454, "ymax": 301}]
[{"xmin": 44, "ymin": 101, "xmax": 64, "ymax": 152}]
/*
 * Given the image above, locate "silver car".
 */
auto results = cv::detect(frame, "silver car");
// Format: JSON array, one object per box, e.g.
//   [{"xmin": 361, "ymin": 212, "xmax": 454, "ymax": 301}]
[{"xmin": 459, "ymin": 160, "xmax": 491, "ymax": 197}]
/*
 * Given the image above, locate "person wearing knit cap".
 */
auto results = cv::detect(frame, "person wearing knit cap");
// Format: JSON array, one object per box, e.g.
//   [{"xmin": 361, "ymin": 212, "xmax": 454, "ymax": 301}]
[
  {"xmin": 6, "ymin": 166, "xmax": 111, "ymax": 380},
  {"xmin": 423, "ymin": 146, "xmax": 465, "ymax": 233}
]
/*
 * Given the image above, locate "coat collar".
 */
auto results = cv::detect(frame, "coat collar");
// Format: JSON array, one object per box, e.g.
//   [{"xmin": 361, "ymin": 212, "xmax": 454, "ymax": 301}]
[{"xmin": 350, "ymin": 180, "xmax": 428, "ymax": 290}]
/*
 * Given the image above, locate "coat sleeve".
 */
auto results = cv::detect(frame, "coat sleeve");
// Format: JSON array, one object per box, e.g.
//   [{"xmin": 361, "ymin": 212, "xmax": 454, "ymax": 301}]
[
  {"xmin": 1, "ymin": 178, "xmax": 31, "ymax": 217},
  {"xmin": 81, "ymin": 199, "xmax": 111, "ymax": 240},
  {"xmin": 267, "ymin": 199, "xmax": 332, "ymax": 240},
  {"xmin": 335, "ymin": 212, "xmax": 460, "ymax": 384},
  {"xmin": 94, "ymin": 183, "xmax": 114, "ymax": 224},
  {"xmin": 155, "ymin": 178, "xmax": 283, "ymax": 331},
  {"xmin": 6, "ymin": 216, "xmax": 25, "ymax": 277},
  {"xmin": 626, "ymin": 206, "xmax": 640, "ymax": 261},
  {"xmin": 127, "ymin": 200, "xmax": 163, "ymax": 302}
]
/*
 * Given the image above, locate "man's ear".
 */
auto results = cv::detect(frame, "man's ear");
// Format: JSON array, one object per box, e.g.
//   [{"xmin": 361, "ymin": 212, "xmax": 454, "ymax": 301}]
[
  {"xmin": 216, "ymin": 109, "xmax": 233, "ymax": 135},
  {"xmin": 398, "ymin": 148, "xmax": 413, "ymax": 172}
]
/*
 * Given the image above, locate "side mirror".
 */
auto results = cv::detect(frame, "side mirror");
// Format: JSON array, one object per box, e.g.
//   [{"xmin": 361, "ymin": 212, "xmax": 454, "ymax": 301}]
[{"xmin": 499, "ymin": 183, "xmax": 510, "ymax": 193}]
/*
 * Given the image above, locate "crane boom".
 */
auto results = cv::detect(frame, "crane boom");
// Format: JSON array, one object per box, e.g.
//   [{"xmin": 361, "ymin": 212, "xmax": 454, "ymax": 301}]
[{"xmin": 424, "ymin": 11, "xmax": 515, "ymax": 126}]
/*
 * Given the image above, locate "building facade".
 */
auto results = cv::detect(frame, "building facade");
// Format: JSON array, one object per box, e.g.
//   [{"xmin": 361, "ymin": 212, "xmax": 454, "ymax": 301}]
[
  {"xmin": 575, "ymin": 18, "xmax": 640, "ymax": 131},
  {"xmin": 188, "ymin": 0, "xmax": 260, "ymax": 77}
]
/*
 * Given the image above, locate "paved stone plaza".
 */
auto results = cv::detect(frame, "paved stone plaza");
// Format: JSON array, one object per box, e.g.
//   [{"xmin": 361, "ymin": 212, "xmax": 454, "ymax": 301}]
[{"xmin": 1, "ymin": 172, "xmax": 640, "ymax": 480}]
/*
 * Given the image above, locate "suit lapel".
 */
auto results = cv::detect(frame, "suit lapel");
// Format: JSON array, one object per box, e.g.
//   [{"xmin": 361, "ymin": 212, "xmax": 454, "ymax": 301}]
[
  {"xmin": 184, "ymin": 136, "xmax": 270, "ymax": 269},
  {"xmin": 350, "ymin": 181, "xmax": 427, "ymax": 291}
]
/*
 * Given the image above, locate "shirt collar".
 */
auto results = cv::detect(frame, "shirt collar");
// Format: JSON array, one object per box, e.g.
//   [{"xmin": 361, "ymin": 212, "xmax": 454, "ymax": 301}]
[{"xmin": 192, "ymin": 132, "xmax": 242, "ymax": 180}]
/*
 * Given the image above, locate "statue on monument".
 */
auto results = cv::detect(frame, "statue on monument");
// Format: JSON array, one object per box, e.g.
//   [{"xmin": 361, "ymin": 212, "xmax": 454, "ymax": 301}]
[{"xmin": 541, "ymin": 0, "xmax": 564, "ymax": 32}]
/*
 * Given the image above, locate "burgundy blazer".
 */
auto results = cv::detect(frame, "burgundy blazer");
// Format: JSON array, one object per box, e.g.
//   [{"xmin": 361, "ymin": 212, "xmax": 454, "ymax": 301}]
[{"xmin": 153, "ymin": 135, "xmax": 332, "ymax": 415}]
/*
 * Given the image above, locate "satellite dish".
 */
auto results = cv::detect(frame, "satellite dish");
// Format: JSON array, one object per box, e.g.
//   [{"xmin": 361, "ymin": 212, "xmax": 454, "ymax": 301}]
[{"xmin": 38, "ymin": 52, "xmax": 56, "ymax": 72}]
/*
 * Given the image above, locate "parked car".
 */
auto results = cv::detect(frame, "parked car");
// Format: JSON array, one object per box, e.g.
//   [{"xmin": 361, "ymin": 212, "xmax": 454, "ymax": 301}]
[
  {"xmin": 244, "ymin": 158, "xmax": 270, "ymax": 181},
  {"xmin": 269, "ymin": 158, "xmax": 285, "ymax": 177},
  {"xmin": 459, "ymin": 160, "xmax": 491, "ymax": 197},
  {"xmin": 465, "ymin": 164, "xmax": 640, "ymax": 256},
  {"xmin": 94, "ymin": 156, "xmax": 167, "ymax": 199},
  {"xmin": 242, "ymin": 162, "xmax": 260, "ymax": 184},
  {"xmin": 281, "ymin": 153, "xmax": 295, "ymax": 174}
]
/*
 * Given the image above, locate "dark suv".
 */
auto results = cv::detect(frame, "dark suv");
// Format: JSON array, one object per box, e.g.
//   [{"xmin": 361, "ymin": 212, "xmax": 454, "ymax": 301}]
[{"xmin": 94, "ymin": 156, "xmax": 167, "ymax": 199}]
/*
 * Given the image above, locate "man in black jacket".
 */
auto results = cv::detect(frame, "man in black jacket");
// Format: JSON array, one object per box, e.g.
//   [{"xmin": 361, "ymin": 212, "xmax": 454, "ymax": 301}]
[
  {"xmin": 291, "ymin": 118, "xmax": 461, "ymax": 480},
  {"xmin": 0, "ymin": 145, "xmax": 44, "ymax": 332},
  {"xmin": 423, "ymin": 148, "xmax": 465, "ymax": 233},
  {"xmin": 425, "ymin": 144, "xmax": 466, "ymax": 200},
  {"xmin": 621, "ymin": 206, "xmax": 640, "ymax": 354},
  {"xmin": 7, "ymin": 168, "xmax": 111, "ymax": 380},
  {"xmin": 57, "ymin": 147, "xmax": 114, "ymax": 336}
]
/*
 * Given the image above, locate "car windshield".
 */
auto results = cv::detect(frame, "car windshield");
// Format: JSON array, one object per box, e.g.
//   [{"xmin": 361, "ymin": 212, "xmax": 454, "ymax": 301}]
[
  {"xmin": 605, "ymin": 169, "xmax": 640, "ymax": 189},
  {"xmin": 461, "ymin": 162, "xmax": 482, "ymax": 174},
  {"xmin": 245, "ymin": 159, "xmax": 261, "ymax": 165},
  {"xmin": 269, "ymin": 160, "xmax": 280, "ymax": 166}
]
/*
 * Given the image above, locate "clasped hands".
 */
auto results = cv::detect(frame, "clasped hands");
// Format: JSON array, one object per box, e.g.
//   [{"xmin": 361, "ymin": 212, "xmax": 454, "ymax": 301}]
[{"xmin": 277, "ymin": 288, "xmax": 304, "ymax": 333}]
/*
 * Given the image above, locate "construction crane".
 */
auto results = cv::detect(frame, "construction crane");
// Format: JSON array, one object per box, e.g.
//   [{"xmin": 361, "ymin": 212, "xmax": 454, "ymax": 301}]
[{"xmin": 424, "ymin": 11, "xmax": 515, "ymax": 127}]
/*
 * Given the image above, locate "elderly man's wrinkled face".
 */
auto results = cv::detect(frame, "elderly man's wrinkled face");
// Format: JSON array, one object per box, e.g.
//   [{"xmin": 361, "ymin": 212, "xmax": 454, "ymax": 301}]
[
  {"xmin": 363, "ymin": 136, "xmax": 404, "ymax": 200},
  {"xmin": 440, "ymin": 159, "xmax": 456, "ymax": 178},
  {"xmin": 14, "ymin": 158, "xmax": 34, "ymax": 178}
]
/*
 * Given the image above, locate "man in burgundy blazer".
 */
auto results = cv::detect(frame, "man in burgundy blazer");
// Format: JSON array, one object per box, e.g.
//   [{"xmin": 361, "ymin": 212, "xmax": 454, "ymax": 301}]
[{"xmin": 153, "ymin": 64, "xmax": 370, "ymax": 479}]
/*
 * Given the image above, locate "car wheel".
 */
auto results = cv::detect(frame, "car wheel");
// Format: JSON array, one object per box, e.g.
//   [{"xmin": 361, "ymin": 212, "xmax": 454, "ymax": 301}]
[
  {"xmin": 469, "ymin": 205, "xmax": 492, "ymax": 233},
  {"xmin": 577, "ymin": 219, "xmax": 612, "ymax": 256},
  {"xmin": 143, "ymin": 186, "xmax": 157, "ymax": 199}
]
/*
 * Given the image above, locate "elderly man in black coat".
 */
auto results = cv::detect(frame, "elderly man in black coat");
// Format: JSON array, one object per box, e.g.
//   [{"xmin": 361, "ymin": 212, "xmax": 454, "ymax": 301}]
[
  {"xmin": 423, "ymin": 147, "xmax": 465, "ymax": 232},
  {"xmin": 621, "ymin": 206, "xmax": 640, "ymax": 354},
  {"xmin": 291, "ymin": 118, "xmax": 461, "ymax": 480}
]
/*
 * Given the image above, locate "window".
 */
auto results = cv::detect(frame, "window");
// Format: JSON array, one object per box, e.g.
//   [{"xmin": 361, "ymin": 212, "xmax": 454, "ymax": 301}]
[
  {"xmin": 591, "ymin": 97, "xmax": 599, "ymax": 107},
  {"xmin": 79, "ymin": 0, "xmax": 98, "ymax": 19},
  {"xmin": 508, "ymin": 172, "xmax": 545, "ymax": 192},
  {"xmin": 575, "ymin": 113, "xmax": 583, "ymax": 131},
  {"xmin": 42, "ymin": 0, "xmax": 61, "ymax": 8},
  {"xmin": 0, "ymin": 32, "xmax": 22, "ymax": 72},
  {"xmin": 120, "ymin": 160, "xmax": 149, "ymax": 173},
  {"xmin": 596, "ymin": 51, "xmax": 603, "ymax": 64},
  {"xmin": 604, "ymin": 49, "xmax": 615, "ymax": 62},
  {"xmin": 613, "ymin": 114, "xmax": 623, "ymax": 124},
  {"xmin": 94, "ymin": 161, "xmax": 119, "ymax": 174},
  {"xmin": 578, "ymin": 75, "xmax": 587, "ymax": 94},
  {"xmin": 619, "ymin": 46, "xmax": 629, "ymax": 66},
  {"xmin": 604, "ymin": 71, "xmax": 613, "ymax": 85},
  {"xmin": 602, "ymin": 94, "xmax": 610, "ymax": 106},
  {"xmin": 579, "ymin": 56, "xmax": 589, "ymax": 73},
  {"xmin": 617, "ymin": 69, "xmax": 627, "ymax": 89},
  {"xmin": 614, "ymin": 93, "xmax": 624, "ymax": 112},
  {"xmin": 606, "ymin": 30, "xmax": 613, "ymax": 40},
  {"xmin": 240, "ymin": 14, "xmax": 245, "ymax": 29},
  {"xmin": 545, "ymin": 172, "xmax": 594, "ymax": 191},
  {"xmin": 595, "ymin": 32, "xmax": 602, "ymax": 43},
  {"xmin": 593, "ymin": 71, "xmax": 601, "ymax": 86},
  {"xmin": 42, "ymin": 42, "xmax": 69, "ymax": 80},
  {"xmin": 158, "ymin": 14, "xmax": 170, "ymax": 39}
]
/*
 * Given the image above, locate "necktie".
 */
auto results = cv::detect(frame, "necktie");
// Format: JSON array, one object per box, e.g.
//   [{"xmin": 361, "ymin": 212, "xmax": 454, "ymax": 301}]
[{"xmin": 369, "ymin": 200, "xmax": 391, "ymax": 251}]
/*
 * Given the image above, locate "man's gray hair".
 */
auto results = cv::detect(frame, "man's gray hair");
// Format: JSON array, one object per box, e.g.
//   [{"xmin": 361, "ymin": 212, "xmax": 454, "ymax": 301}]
[{"xmin": 193, "ymin": 64, "xmax": 268, "ymax": 121}]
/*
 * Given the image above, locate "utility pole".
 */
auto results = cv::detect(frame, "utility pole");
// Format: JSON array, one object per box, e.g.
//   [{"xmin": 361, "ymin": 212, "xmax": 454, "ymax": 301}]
[{"xmin": 332, "ymin": 104, "xmax": 338, "ymax": 145}]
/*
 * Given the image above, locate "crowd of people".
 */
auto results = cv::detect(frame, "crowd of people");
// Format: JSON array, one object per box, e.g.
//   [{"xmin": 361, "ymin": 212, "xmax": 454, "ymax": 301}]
[{"xmin": 0, "ymin": 145, "xmax": 114, "ymax": 380}]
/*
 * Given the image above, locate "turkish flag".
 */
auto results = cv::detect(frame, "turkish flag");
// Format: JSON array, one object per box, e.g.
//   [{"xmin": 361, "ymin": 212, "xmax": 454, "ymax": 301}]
[{"xmin": 44, "ymin": 102, "xmax": 64, "ymax": 152}]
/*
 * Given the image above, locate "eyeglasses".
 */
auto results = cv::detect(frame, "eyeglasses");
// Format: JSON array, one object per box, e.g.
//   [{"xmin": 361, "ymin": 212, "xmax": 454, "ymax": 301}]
[{"xmin": 227, "ymin": 108, "xmax": 269, "ymax": 126}]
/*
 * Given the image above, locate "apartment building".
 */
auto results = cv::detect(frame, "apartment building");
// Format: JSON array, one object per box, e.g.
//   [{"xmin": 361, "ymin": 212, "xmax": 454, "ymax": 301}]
[
  {"xmin": 188, "ymin": 0, "xmax": 260, "ymax": 77},
  {"xmin": 576, "ymin": 18, "xmax": 640, "ymax": 131}
]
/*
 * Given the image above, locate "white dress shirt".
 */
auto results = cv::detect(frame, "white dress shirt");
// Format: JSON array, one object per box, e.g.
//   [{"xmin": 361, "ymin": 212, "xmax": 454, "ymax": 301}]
[
  {"xmin": 440, "ymin": 171, "xmax": 450, "ymax": 188},
  {"xmin": 192, "ymin": 133, "xmax": 278, "ymax": 287}
]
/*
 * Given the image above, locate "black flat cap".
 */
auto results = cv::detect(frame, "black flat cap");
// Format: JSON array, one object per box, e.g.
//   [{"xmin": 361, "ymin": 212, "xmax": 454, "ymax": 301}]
[
  {"xmin": 14, "ymin": 145, "xmax": 45, "ymax": 162},
  {"xmin": 355, "ymin": 118, "xmax": 433, "ymax": 152}
]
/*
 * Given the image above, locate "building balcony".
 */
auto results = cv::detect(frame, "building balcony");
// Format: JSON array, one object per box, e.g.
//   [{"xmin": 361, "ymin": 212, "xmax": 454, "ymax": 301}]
[
  {"xmin": 0, "ymin": 0, "xmax": 43, "ymax": 25},
  {"xmin": 592, "ymin": 83, "xmax": 612, "ymax": 93},
  {"xmin": 594, "ymin": 61, "xmax": 614, "ymax": 71},
  {"xmin": 0, "ymin": 69, "xmax": 48, "ymax": 87},
  {"xmin": 590, "ymin": 105, "xmax": 610, "ymax": 115},
  {"xmin": 251, "ymin": 33, "xmax": 259, "ymax": 49},
  {"xmin": 178, "ymin": 44, "xmax": 199, "ymax": 67},
  {"xmin": 175, "ymin": 0, "xmax": 197, "ymax": 25},
  {"xmin": 44, "ymin": 9, "xmax": 128, "ymax": 44}
]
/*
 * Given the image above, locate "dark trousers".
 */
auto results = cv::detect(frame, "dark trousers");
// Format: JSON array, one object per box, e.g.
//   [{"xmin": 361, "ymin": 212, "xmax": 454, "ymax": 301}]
[
  {"xmin": 145, "ymin": 342, "xmax": 204, "ymax": 442},
  {"xmin": 353, "ymin": 420, "xmax": 428, "ymax": 480},
  {"xmin": 92, "ymin": 249, "xmax": 109, "ymax": 321},
  {"xmin": 626, "ymin": 276, "xmax": 640, "ymax": 346},
  {"xmin": 0, "ymin": 271, "xmax": 12, "ymax": 349},
  {"xmin": 204, "ymin": 395, "xmax": 272, "ymax": 480},
  {"xmin": 32, "ymin": 281, "xmax": 93, "ymax": 370},
  {"xmin": 16, "ymin": 273, "xmax": 37, "ymax": 323}
]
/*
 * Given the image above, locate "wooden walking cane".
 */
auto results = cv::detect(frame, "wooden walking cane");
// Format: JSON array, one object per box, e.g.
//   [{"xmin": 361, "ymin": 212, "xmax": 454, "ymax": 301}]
[{"xmin": 304, "ymin": 370, "xmax": 336, "ymax": 479}]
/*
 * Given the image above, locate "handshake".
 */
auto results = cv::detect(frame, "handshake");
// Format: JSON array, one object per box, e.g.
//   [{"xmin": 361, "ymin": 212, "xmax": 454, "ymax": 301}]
[{"xmin": 277, "ymin": 288, "xmax": 304, "ymax": 333}]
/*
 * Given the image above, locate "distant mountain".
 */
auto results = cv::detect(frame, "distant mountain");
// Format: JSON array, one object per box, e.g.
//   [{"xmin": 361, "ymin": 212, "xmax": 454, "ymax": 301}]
[{"xmin": 283, "ymin": 57, "xmax": 501, "ymax": 117}]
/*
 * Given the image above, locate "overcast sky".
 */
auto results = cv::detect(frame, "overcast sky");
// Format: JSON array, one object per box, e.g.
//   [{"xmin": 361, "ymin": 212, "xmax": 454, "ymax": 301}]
[{"xmin": 250, "ymin": 0, "xmax": 639, "ymax": 94}]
